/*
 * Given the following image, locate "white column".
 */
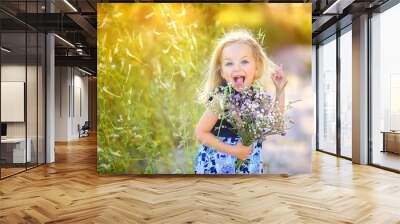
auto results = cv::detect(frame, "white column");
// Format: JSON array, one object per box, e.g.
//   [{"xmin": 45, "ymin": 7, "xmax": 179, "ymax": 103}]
[
  {"xmin": 352, "ymin": 14, "xmax": 369, "ymax": 164},
  {"xmin": 46, "ymin": 33, "xmax": 55, "ymax": 163},
  {"xmin": 45, "ymin": 0, "xmax": 55, "ymax": 163}
]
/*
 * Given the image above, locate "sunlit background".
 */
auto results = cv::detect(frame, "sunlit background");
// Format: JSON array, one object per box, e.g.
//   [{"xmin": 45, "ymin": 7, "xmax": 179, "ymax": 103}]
[{"xmin": 97, "ymin": 3, "xmax": 312, "ymax": 174}]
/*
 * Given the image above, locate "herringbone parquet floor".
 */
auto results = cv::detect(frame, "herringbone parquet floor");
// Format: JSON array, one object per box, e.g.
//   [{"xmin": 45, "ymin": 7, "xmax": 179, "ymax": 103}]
[{"xmin": 1, "ymin": 135, "xmax": 400, "ymax": 224}]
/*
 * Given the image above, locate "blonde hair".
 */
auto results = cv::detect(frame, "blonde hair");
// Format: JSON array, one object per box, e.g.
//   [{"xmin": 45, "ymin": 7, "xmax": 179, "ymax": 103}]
[{"xmin": 199, "ymin": 29, "xmax": 278, "ymax": 103}]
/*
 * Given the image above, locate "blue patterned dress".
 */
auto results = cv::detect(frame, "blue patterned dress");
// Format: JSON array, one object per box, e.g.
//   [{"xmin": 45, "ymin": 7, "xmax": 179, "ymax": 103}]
[
  {"xmin": 194, "ymin": 83, "xmax": 264, "ymax": 174},
  {"xmin": 194, "ymin": 120, "xmax": 264, "ymax": 174}
]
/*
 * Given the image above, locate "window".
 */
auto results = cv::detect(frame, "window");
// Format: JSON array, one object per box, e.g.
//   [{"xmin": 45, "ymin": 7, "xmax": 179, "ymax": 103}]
[
  {"xmin": 317, "ymin": 36, "xmax": 337, "ymax": 154},
  {"xmin": 0, "ymin": 1, "xmax": 46, "ymax": 179},
  {"xmin": 371, "ymin": 3, "xmax": 400, "ymax": 171},
  {"xmin": 339, "ymin": 27, "xmax": 352, "ymax": 158}
]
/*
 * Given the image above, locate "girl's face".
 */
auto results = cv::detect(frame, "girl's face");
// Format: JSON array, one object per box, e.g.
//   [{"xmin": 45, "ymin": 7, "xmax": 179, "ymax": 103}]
[{"xmin": 220, "ymin": 42, "xmax": 257, "ymax": 91}]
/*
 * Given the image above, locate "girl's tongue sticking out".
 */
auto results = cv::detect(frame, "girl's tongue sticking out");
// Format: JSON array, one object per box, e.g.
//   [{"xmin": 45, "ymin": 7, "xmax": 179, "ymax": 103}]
[{"xmin": 234, "ymin": 76, "xmax": 245, "ymax": 89}]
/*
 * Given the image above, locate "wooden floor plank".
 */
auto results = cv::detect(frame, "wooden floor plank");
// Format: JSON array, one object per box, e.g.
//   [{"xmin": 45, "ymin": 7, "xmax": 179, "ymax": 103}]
[{"xmin": 0, "ymin": 135, "xmax": 400, "ymax": 223}]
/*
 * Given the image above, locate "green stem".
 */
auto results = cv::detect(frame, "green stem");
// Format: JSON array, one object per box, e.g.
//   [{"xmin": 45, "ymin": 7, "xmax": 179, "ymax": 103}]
[
  {"xmin": 236, "ymin": 159, "xmax": 244, "ymax": 171},
  {"xmin": 236, "ymin": 141, "xmax": 252, "ymax": 171},
  {"xmin": 216, "ymin": 85, "xmax": 232, "ymax": 138}
]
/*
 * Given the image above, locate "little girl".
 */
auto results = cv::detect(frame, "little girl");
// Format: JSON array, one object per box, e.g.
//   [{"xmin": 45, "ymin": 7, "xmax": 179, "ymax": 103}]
[{"xmin": 194, "ymin": 29, "xmax": 287, "ymax": 174}]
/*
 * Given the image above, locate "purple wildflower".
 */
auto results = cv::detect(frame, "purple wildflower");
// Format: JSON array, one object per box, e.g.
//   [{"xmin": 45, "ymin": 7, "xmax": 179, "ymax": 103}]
[
  {"xmin": 234, "ymin": 94, "xmax": 241, "ymax": 101},
  {"xmin": 206, "ymin": 83, "xmax": 292, "ymax": 158}
]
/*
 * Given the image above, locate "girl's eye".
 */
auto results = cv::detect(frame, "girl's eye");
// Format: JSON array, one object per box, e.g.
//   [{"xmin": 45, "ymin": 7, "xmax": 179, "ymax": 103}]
[
  {"xmin": 225, "ymin": 62, "xmax": 233, "ymax": 66},
  {"xmin": 241, "ymin": 60, "xmax": 249, "ymax": 65}
]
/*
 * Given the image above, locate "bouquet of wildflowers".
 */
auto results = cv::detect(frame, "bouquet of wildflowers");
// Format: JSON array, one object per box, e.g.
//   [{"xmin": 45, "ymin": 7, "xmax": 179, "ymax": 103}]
[{"xmin": 207, "ymin": 82, "xmax": 293, "ymax": 169}]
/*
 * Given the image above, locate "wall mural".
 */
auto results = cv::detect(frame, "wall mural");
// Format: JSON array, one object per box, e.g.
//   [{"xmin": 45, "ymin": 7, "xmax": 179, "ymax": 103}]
[{"xmin": 97, "ymin": 3, "xmax": 313, "ymax": 175}]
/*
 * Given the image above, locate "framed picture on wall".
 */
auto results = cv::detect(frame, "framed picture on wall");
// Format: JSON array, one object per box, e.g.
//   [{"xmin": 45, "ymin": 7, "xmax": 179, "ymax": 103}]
[{"xmin": 1, "ymin": 81, "xmax": 25, "ymax": 122}]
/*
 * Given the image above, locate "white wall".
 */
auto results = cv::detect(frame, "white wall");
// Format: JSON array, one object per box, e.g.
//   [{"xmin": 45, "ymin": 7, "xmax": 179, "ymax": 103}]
[
  {"xmin": 72, "ymin": 73, "xmax": 89, "ymax": 138},
  {"xmin": 1, "ymin": 65, "xmax": 26, "ymax": 81},
  {"xmin": 55, "ymin": 67, "xmax": 89, "ymax": 141},
  {"xmin": 55, "ymin": 67, "xmax": 70, "ymax": 141}
]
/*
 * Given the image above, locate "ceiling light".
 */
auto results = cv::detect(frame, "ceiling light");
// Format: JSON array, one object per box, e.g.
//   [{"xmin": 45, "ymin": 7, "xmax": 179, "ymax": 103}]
[
  {"xmin": 76, "ymin": 48, "xmax": 84, "ymax": 55},
  {"xmin": 1, "ymin": 47, "xmax": 11, "ymax": 53},
  {"xmin": 54, "ymin": 34, "xmax": 75, "ymax": 48},
  {"xmin": 63, "ymin": 0, "xmax": 78, "ymax": 12},
  {"xmin": 78, "ymin": 67, "xmax": 93, "ymax": 76},
  {"xmin": 322, "ymin": 0, "xmax": 355, "ymax": 15}
]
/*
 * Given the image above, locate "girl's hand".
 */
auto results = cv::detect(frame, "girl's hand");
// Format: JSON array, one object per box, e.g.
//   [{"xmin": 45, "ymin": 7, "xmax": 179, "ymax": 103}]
[
  {"xmin": 271, "ymin": 64, "xmax": 288, "ymax": 91},
  {"xmin": 234, "ymin": 143, "xmax": 252, "ymax": 160}
]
